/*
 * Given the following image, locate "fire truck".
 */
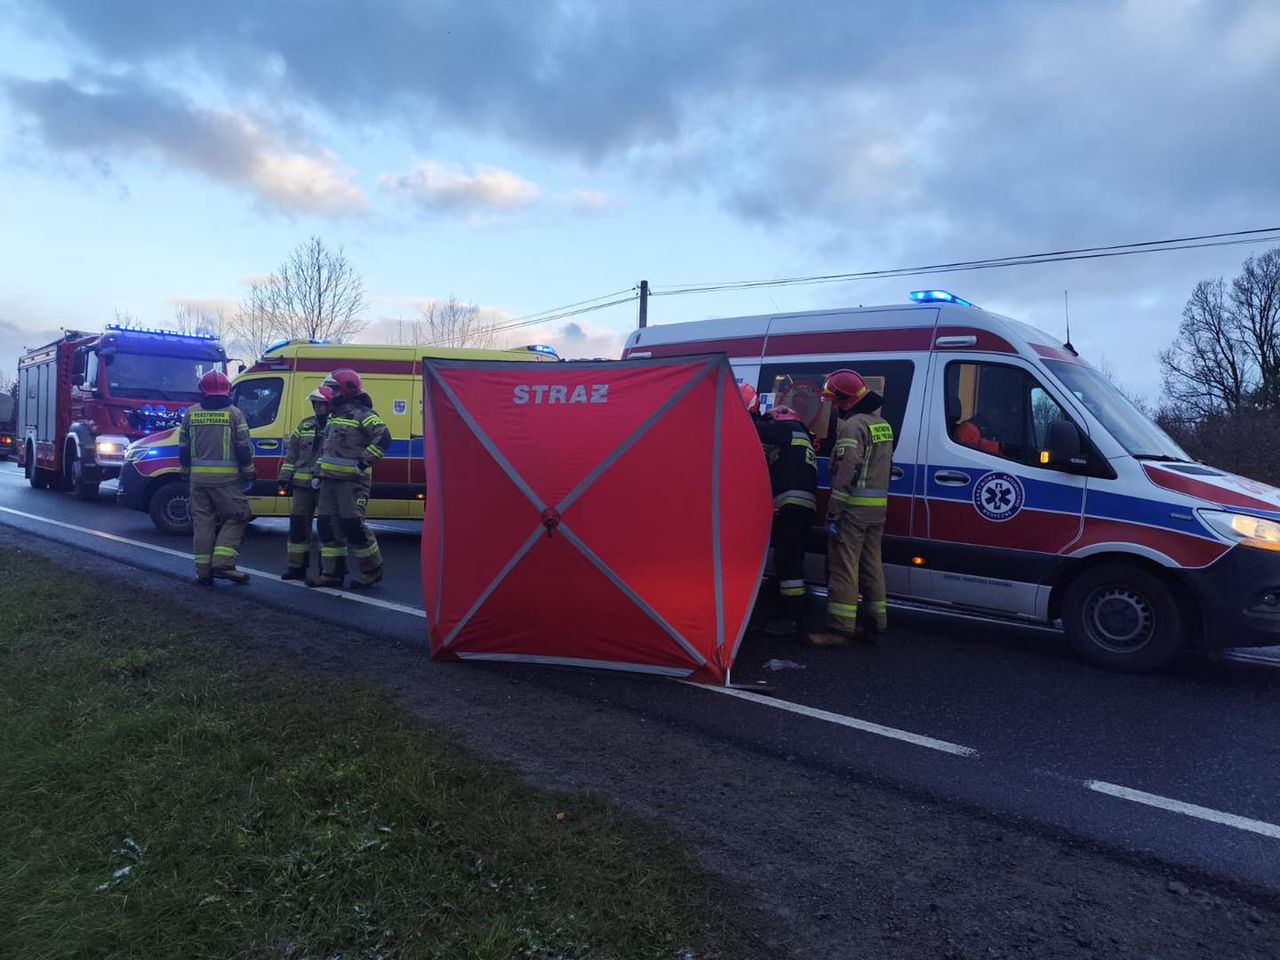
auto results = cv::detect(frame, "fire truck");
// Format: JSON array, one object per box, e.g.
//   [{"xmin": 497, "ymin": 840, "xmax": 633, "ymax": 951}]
[{"xmin": 16, "ymin": 324, "xmax": 228, "ymax": 500}]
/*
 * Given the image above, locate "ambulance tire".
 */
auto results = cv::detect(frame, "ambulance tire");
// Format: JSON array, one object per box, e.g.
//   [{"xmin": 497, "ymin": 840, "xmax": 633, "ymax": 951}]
[
  {"xmin": 149, "ymin": 481, "xmax": 193, "ymax": 536},
  {"xmin": 1062, "ymin": 563, "xmax": 1186, "ymax": 672}
]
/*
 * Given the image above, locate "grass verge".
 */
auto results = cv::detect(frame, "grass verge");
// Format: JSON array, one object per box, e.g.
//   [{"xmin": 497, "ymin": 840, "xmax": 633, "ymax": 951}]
[{"xmin": 0, "ymin": 550, "xmax": 772, "ymax": 960}]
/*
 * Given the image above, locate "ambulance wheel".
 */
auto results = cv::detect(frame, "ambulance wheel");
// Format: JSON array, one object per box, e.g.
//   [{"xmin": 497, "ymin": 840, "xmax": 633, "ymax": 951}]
[
  {"xmin": 149, "ymin": 481, "xmax": 193, "ymax": 535},
  {"xmin": 1062, "ymin": 563, "xmax": 1186, "ymax": 672}
]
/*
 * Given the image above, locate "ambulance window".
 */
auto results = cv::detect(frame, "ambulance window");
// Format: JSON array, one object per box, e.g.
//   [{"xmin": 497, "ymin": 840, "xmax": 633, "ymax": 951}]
[
  {"xmin": 945, "ymin": 362, "xmax": 1068, "ymax": 466},
  {"xmin": 231, "ymin": 377, "xmax": 284, "ymax": 429},
  {"xmin": 757, "ymin": 359, "xmax": 914, "ymax": 458}
]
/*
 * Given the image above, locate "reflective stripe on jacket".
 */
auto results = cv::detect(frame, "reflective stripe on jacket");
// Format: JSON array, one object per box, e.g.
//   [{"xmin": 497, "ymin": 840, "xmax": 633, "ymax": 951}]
[
  {"xmin": 178, "ymin": 402, "xmax": 255, "ymax": 486},
  {"xmin": 279, "ymin": 414, "xmax": 325, "ymax": 483},
  {"xmin": 828, "ymin": 412, "xmax": 893, "ymax": 518},
  {"xmin": 316, "ymin": 398, "xmax": 391, "ymax": 481},
  {"xmin": 755, "ymin": 417, "xmax": 818, "ymax": 512}
]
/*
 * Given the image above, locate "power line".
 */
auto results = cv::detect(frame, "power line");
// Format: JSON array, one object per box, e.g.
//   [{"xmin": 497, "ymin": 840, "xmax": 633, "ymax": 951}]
[
  {"xmin": 427, "ymin": 289, "xmax": 639, "ymax": 347},
  {"xmin": 651, "ymin": 226, "xmax": 1280, "ymax": 298}
]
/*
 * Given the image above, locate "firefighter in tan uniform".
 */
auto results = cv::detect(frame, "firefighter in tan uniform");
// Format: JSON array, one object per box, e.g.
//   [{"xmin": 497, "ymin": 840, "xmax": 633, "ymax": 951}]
[
  {"xmin": 312, "ymin": 369, "xmax": 391, "ymax": 590},
  {"xmin": 809, "ymin": 369, "xmax": 894, "ymax": 646},
  {"xmin": 178, "ymin": 370, "xmax": 255, "ymax": 585},
  {"xmin": 278, "ymin": 384, "xmax": 334, "ymax": 580}
]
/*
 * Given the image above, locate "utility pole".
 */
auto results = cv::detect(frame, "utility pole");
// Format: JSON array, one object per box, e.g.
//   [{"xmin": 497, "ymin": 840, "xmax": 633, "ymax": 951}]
[{"xmin": 638, "ymin": 279, "xmax": 649, "ymax": 328}]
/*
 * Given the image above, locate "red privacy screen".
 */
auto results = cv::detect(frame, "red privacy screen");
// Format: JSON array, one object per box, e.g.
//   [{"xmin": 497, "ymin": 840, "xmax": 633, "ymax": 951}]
[{"xmin": 421, "ymin": 355, "xmax": 772, "ymax": 684}]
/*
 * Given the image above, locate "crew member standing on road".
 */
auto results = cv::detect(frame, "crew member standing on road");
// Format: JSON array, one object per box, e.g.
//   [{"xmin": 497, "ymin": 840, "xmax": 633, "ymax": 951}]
[
  {"xmin": 312, "ymin": 369, "xmax": 391, "ymax": 590},
  {"xmin": 278, "ymin": 384, "xmax": 335, "ymax": 581},
  {"xmin": 178, "ymin": 371, "xmax": 255, "ymax": 585},
  {"xmin": 808, "ymin": 369, "xmax": 894, "ymax": 647},
  {"xmin": 755, "ymin": 404, "xmax": 818, "ymax": 638}
]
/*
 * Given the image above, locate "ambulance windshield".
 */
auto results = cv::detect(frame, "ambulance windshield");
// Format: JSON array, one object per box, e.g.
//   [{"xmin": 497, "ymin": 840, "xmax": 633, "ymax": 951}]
[{"xmin": 1043, "ymin": 360, "xmax": 1189, "ymax": 461}]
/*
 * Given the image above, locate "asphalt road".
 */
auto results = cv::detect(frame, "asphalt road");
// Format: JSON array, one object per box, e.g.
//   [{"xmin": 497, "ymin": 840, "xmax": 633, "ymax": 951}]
[{"xmin": 2, "ymin": 459, "xmax": 1279, "ymax": 895}]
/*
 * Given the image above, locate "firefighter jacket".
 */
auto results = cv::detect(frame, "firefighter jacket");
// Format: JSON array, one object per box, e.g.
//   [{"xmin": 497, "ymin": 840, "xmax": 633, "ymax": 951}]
[
  {"xmin": 178, "ymin": 397, "xmax": 255, "ymax": 487},
  {"xmin": 756, "ymin": 418, "xmax": 818, "ymax": 512},
  {"xmin": 828, "ymin": 411, "xmax": 894, "ymax": 521},
  {"xmin": 279, "ymin": 413, "xmax": 327, "ymax": 485},
  {"xmin": 316, "ymin": 393, "xmax": 391, "ymax": 482}
]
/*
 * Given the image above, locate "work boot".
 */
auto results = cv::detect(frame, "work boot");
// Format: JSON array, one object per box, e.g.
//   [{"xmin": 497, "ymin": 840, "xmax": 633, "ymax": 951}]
[
  {"xmin": 213, "ymin": 568, "xmax": 250, "ymax": 585},
  {"xmin": 309, "ymin": 574, "xmax": 345, "ymax": 589},
  {"xmin": 806, "ymin": 630, "xmax": 851, "ymax": 648},
  {"xmin": 763, "ymin": 618, "xmax": 800, "ymax": 640},
  {"xmin": 195, "ymin": 575, "xmax": 213, "ymax": 587},
  {"xmin": 348, "ymin": 569, "xmax": 383, "ymax": 591},
  {"xmin": 280, "ymin": 567, "xmax": 307, "ymax": 581}
]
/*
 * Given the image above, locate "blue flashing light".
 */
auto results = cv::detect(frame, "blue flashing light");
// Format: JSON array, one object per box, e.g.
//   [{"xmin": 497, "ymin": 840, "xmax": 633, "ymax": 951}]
[
  {"xmin": 524, "ymin": 343, "xmax": 561, "ymax": 358},
  {"xmin": 105, "ymin": 323, "xmax": 219, "ymax": 341},
  {"xmin": 909, "ymin": 289, "xmax": 973, "ymax": 307},
  {"xmin": 142, "ymin": 404, "xmax": 154, "ymax": 415},
  {"xmin": 263, "ymin": 338, "xmax": 292, "ymax": 354}
]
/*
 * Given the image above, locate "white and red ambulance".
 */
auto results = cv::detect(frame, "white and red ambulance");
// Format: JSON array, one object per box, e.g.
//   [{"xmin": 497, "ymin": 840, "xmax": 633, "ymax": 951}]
[{"xmin": 623, "ymin": 290, "xmax": 1280, "ymax": 670}]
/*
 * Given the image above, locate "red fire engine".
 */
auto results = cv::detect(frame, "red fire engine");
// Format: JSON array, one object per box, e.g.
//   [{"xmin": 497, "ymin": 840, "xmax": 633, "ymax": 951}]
[{"xmin": 16, "ymin": 324, "xmax": 227, "ymax": 499}]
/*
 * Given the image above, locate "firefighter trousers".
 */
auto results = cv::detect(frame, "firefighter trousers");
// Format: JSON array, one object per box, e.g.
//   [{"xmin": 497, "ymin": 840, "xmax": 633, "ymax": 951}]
[
  {"xmin": 772, "ymin": 504, "xmax": 815, "ymax": 621},
  {"xmin": 826, "ymin": 508, "xmax": 887, "ymax": 636},
  {"xmin": 286, "ymin": 486, "xmax": 323, "ymax": 573},
  {"xmin": 317, "ymin": 479, "xmax": 381, "ymax": 582},
  {"xmin": 190, "ymin": 481, "xmax": 251, "ymax": 578}
]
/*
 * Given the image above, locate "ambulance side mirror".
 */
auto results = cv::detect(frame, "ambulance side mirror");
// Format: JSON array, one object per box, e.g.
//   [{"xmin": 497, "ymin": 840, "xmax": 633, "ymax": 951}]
[{"xmin": 1040, "ymin": 419, "xmax": 1084, "ymax": 469}]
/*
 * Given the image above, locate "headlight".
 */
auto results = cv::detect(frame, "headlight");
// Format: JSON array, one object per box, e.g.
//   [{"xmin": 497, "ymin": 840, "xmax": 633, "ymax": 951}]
[
  {"xmin": 1198, "ymin": 509, "xmax": 1280, "ymax": 551},
  {"xmin": 94, "ymin": 435, "xmax": 131, "ymax": 462}
]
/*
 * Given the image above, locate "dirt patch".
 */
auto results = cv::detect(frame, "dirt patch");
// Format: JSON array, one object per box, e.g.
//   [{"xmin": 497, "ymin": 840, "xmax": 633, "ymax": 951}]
[{"xmin": 5, "ymin": 527, "xmax": 1278, "ymax": 960}]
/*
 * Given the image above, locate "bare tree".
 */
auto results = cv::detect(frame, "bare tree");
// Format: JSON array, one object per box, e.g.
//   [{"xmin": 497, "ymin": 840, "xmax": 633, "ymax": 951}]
[
  {"xmin": 414, "ymin": 296, "xmax": 499, "ymax": 348},
  {"xmin": 1159, "ymin": 277, "xmax": 1253, "ymax": 420},
  {"xmin": 228, "ymin": 283, "xmax": 282, "ymax": 361},
  {"xmin": 227, "ymin": 236, "xmax": 368, "ymax": 359},
  {"xmin": 169, "ymin": 303, "xmax": 228, "ymax": 339},
  {"xmin": 267, "ymin": 236, "xmax": 367, "ymax": 342},
  {"xmin": 1231, "ymin": 249, "xmax": 1280, "ymax": 411}
]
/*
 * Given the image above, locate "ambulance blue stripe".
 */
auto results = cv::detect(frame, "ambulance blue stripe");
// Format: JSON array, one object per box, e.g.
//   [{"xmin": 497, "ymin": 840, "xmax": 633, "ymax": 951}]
[{"xmin": 1085, "ymin": 489, "xmax": 1217, "ymax": 539}]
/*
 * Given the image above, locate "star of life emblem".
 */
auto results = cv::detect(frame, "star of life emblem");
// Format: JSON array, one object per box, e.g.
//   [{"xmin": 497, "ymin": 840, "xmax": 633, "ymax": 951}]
[{"xmin": 973, "ymin": 471, "xmax": 1025, "ymax": 522}]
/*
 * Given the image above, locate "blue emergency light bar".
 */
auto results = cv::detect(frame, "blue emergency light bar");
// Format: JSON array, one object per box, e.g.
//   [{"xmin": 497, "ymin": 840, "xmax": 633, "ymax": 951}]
[
  {"xmin": 909, "ymin": 290, "xmax": 973, "ymax": 307},
  {"xmin": 522, "ymin": 344, "xmax": 562, "ymax": 358},
  {"xmin": 105, "ymin": 323, "xmax": 220, "ymax": 341}
]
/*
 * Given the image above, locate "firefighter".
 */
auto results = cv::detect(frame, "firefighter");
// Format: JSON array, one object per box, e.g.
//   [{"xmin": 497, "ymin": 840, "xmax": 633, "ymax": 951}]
[
  {"xmin": 755, "ymin": 404, "xmax": 818, "ymax": 637},
  {"xmin": 278, "ymin": 384, "xmax": 334, "ymax": 580},
  {"xmin": 178, "ymin": 370, "xmax": 255, "ymax": 585},
  {"xmin": 311, "ymin": 369, "xmax": 391, "ymax": 590},
  {"xmin": 808, "ymin": 369, "xmax": 894, "ymax": 647}
]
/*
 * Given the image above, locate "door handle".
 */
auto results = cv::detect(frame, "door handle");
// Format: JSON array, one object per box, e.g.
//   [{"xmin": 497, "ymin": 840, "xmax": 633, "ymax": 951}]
[
  {"xmin": 256, "ymin": 439, "xmax": 280, "ymax": 450},
  {"xmin": 890, "ymin": 466, "xmax": 905, "ymax": 481},
  {"xmin": 933, "ymin": 470, "xmax": 971, "ymax": 486}
]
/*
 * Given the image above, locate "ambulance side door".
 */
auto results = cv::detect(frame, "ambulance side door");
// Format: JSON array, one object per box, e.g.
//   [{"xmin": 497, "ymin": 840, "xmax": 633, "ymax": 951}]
[
  {"xmin": 229, "ymin": 374, "xmax": 290, "ymax": 515},
  {"xmin": 755, "ymin": 357, "xmax": 920, "ymax": 593},
  {"xmin": 916, "ymin": 353, "xmax": 1086, "ymax": 616},
  {"xmin": 363, "ymin": 376, "xmax": 411, "ymax": 519}
]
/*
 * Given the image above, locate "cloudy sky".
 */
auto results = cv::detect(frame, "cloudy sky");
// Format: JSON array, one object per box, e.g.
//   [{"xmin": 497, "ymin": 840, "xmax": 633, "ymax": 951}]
[{"xmin": 2, "ymin": 0, "xmax": 1278, "ymax": 397}]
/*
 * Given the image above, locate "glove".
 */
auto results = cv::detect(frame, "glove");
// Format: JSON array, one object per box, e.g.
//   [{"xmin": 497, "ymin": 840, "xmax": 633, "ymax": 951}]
[
  {"xmin": 357, "ymin": 460, "xmax": 369, "ymax": 472},
  {"xmin": 310, "ymin": 477, "xmax": 322, "ymax": 490},
  {"xmin": 279, "ymin": 480, "xmax": 294, "ymax": 497}
]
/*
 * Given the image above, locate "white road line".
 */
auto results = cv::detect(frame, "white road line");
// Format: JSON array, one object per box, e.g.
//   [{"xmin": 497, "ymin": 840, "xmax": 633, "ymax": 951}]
[
  {"xmin": 686, "ymin": 682, "xmax": 980, "ymax": 758},
  {"xmin": 1086, "ymin": 780, "xmax": 1280, "ymax": 840},
  {"xmin": 0, "ymin": 506, "xmax": 427, "ymax": 619}
]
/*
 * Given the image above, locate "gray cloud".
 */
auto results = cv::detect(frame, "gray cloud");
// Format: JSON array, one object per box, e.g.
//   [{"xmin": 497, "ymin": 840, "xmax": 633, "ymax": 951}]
[
  {"xmin": 5, "ymin": 74, "xmax": 366, "ymax": 215},
  {"xmin": 380, "ymin": 161, "xmax": 539, "ymax": 214},
  {"xmin": 13, "ymin": 0, "xmax": 1280, "ymax": 393}
]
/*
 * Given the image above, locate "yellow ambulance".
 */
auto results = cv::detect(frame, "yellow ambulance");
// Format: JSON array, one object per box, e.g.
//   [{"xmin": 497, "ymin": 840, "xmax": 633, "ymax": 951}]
[{"xmin": 119, "ymin": 340, "xmax": 557, "ymax": 533}]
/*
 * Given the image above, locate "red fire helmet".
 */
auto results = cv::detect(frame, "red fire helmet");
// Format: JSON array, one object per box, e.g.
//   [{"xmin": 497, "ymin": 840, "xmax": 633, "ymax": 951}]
[
  {"xmin": 326, "ymin": 368, "xmax": 363, "ymax": 398},
  {"xmin": 738, "ymin": 383, "xmax": 759, "ymax": 414},
  {"xmin": 821, "ymin": 369, "xmax": 869, "ymax": 411},
  {"xmin": 198, "ymin": 370, "xmax": 232, "ymax": 397}
]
